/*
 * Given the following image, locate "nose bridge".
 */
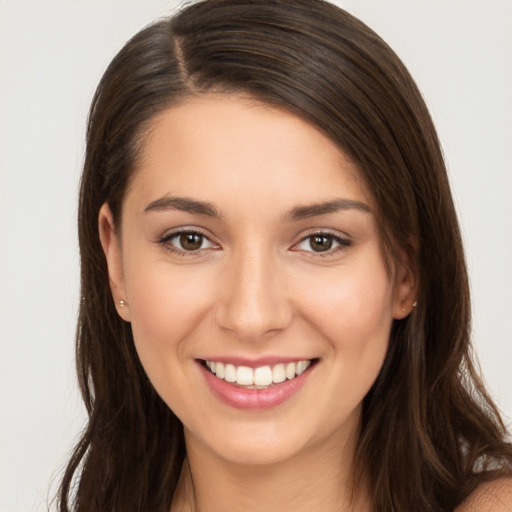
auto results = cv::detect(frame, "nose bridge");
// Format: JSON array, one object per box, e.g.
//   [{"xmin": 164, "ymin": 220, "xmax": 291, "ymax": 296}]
[{"xmin": 216, "ymin": 243, "xmax": 291, "ymax": 340}]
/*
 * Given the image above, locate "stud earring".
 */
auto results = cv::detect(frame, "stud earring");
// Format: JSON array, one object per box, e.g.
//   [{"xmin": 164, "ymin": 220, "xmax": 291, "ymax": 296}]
[
  {"xmin": 119, "ymin": 300, "xmax": 128, "ymax": 307},
  {"xmin": 401, "ymin": 300, "xmax": 418, "ymax": 313}
]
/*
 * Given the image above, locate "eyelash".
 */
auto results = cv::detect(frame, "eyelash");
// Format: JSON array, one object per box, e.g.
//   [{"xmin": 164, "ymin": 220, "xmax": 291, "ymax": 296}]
[
  {"xmin": 157, "ymin": 229, "xmax": 351, "ymax": 257},
  {"xmin": 292, "ymin": 231, "xmax": 352, "ymax": 256},
  {"xmin": 157, "ymin": 229, "xmax": 218, "ymax": 256}
]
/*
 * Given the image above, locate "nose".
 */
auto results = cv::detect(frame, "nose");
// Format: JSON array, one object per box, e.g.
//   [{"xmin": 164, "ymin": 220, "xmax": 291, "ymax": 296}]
[{"xmin": 215, "ymin": 248, "xmax": 293, "ymax": 341}]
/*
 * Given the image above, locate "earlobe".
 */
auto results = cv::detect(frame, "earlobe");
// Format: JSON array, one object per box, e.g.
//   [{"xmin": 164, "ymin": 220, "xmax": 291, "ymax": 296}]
[
  {"xmin": 98, "ymin": 203, "xmax": 131, "ymax": 322},
  {"xmin": 392, "ymin": 254, "xmax": 419, "ymax": 320}
]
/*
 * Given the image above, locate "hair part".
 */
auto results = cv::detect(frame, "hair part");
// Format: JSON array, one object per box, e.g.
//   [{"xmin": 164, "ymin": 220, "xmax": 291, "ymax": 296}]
[{"xmin": 59, "ymin": 1, "xmax": 512, "ymax": 510}]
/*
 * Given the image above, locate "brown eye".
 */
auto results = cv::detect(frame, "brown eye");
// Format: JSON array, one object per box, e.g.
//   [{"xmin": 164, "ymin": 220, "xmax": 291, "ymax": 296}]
[
  {"xmin": 293, "ymin": 232, "xmax": 351, "ymax": 255},
  {"xmin": 309, "ymin": 234, "xmax": 334, "ymax": 252},
  {"xmin": 179, "ymin": 233, "xmax": 204, "ymax": 251},
  {"xmin": 159, "ymin": 229, "xmax": 218, "ymax": 254}
]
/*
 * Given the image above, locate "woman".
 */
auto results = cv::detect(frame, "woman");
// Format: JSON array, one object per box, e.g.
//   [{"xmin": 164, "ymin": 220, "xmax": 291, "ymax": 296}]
[{"xmin": 58, "ymin": 0, "xmax": 512, "ymax": 510}]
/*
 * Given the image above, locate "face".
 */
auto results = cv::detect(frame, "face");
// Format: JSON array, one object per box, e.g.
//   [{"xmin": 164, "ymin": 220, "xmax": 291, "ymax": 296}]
[{"xmin": 100, "ymin": 95, "xmax": 415, "ymax": 467}]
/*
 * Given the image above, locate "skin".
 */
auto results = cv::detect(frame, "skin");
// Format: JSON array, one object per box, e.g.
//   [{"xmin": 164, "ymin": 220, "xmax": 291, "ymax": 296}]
[
  {"xmin": 455, "ymin": 479, "xmax": 512, "ymax": 512},
  {"xmin": 99, "ymin": 94, "xmax": 417, "ymax": 511},
  {"xmin": 454, "ymin": 478, "xmax": 512, "ymax": 512}
]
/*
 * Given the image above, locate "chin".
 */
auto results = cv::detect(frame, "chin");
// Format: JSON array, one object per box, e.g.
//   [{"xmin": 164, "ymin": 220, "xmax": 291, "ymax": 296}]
[
  {"xmin": 208, "ymin": 435, "xmax": 308, "ymax": 467},
  {"xmin": 185, "ymin": 412, "xmax": 351, "ymax": 468}
]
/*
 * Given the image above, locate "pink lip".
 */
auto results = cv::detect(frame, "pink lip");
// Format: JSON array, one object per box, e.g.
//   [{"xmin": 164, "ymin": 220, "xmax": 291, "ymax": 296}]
[{"xmin": 198, "ymin": 360, "xmax": 315, "ymax": 410}]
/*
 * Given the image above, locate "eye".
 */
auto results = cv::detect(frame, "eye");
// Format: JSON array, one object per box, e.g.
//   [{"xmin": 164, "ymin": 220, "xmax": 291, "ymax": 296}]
[
  {"xmin": 159, "ymin": 230, "xmax": 218, "ymax": 253},
  {"xmin": 294, "ymin": 232, "xmax": 351, "ymax": 254}
]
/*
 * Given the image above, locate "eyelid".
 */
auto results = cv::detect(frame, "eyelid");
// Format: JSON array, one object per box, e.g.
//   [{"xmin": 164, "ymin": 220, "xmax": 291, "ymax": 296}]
[
  {"xmin": 290, "ymin": 229, "xmax": 352, "ymax": 255},
  {"xmin": 156, "ymin": 227, "xmax": 351, "ymax": 256},
  {"xmin": 157, "ymin": 227, "xmax": 220, "ymax": 253}
]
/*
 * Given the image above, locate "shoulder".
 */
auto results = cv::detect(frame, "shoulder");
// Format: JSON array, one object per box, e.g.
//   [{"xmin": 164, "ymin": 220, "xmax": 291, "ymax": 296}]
[{"xmin": 454, "ymin": 478, "xmax": 512, "ymax": 512}]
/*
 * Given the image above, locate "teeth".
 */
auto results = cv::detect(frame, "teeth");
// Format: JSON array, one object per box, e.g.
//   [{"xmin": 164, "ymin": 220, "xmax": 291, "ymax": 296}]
[
  {"xmin": 254, "ymin": 366, "xmax": 272, "ymax": 386},
  {"xmin": 285, "ymin": 362, "xmax": 296, "ymax": 380},
  {"xmin": 224, "ymin": 364, "xmax": 236, "ymax": 383},
  {"xmin": 236, "ymin": 366, "xmax": 254, "ymax": 386},
  {"xmin": 272, "ymin": 364, "xmax": 286, "ymax": 383},
  {"xmin": 296, "ymin": 360, "xmax": 310, "ymax": 375},
  {"xmin": 205, "ymin": 359, "xmax": 313, "ymax": 387}
]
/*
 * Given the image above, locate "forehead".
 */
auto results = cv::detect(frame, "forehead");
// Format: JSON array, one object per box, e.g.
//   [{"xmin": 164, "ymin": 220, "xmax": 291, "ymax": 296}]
[{"xmin": 126, "ymin": 94, "xmax": 372, "ymax": 213}]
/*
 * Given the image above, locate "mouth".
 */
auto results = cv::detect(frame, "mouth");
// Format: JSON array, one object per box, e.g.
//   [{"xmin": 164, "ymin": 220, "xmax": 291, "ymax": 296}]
[{"xmin": 200, "ymin": 359, "xmax": 318, "ymax": 390}]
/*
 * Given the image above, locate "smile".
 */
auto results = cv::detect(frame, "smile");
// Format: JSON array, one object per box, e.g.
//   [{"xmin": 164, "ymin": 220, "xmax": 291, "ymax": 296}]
[
  {"xmin": 204, "ymin": 360, "xmax": 313, "ymax": 389},
  {"xmin": 200, "ymin": 357, "xmax": 317, "ymax": 409}
]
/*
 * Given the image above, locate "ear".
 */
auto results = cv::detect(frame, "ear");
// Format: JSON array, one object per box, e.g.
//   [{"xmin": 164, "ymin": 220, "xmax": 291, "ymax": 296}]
[
  {"xmin": 392, "ymin": 249, "xmax": 419, "ymax": 320},
  {"xmin": 98, "ymin": 203, "xmax": 131, "ymax": 322}
]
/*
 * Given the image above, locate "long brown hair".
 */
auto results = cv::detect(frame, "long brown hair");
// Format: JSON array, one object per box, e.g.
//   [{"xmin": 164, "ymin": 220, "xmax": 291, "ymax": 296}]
[{"xmin": 59, "ymin": 1, "xmax": 512, "ymax": 510}]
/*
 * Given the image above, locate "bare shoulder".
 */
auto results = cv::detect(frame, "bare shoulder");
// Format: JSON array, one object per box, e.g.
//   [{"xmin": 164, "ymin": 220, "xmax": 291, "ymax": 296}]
[{"xmin": 454, "ymin": 478, "xmax": 512, "ymax": 512}]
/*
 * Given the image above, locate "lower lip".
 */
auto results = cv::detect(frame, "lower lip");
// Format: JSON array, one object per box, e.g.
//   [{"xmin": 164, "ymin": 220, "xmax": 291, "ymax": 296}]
[{"xmin": 199, "ymin": 362, "xmax": 314, "ymax": 410}]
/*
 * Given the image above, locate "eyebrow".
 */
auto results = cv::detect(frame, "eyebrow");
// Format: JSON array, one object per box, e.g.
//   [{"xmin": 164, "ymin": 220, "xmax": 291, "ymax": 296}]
[
  {"xmin": 144, "ymin": 195, "xmax": 371, "ymax": 221},
  {"xmin": 284, "ymin": 198, "xmax": 371, "ymax": 221},
  {"xmin": 144, "ymin": 196, "xmax": 221, "ymax": 218}
]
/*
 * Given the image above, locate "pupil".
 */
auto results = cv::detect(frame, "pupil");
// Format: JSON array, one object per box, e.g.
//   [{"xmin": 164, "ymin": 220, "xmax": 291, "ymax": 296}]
[
  {"xmin": 180, "ymin": 233, "xmax": 203, "ymax": 251},
  {"xmin": 310, "ymin": 235, "xmax": 332, "ymax": 252}
]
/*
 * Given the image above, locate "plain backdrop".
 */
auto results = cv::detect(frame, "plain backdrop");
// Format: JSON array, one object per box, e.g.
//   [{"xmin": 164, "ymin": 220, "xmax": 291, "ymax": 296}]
[{"xmin": 1, "ymin": 1, "xmax": 511, "ymax": 511}]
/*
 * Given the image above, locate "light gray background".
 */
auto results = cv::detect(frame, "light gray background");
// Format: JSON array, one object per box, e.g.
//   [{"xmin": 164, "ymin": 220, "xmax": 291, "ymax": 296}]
[{"xmin": 1, "ymin": 1, "xmax": 511, "ymax": 511}]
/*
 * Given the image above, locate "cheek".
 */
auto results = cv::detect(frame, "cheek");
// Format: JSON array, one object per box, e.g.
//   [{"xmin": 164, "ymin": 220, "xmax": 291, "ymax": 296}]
[
  {"xmin": 122, "ymin": 263, "xmax": 221, "ymax": 418},
  {"xmin": 304, "ymin": 263, "xmax": 394, "ymax": 411},
  {"xmin": 123, "ymin": 261, "xmax": 215, "ymax": 369},
  {"xmin": 293, "ymin": 253, "xmax": 395, "ymax": 405},
  {"xmin": 297, "ymin": 261, "xmax": 394, "ymax": 344}
]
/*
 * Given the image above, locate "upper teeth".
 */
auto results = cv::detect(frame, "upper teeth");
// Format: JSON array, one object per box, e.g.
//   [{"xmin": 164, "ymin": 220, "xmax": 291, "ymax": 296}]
[{"xmin": 205, "ymin": 360, "xmax": 311, "ymax": 387}]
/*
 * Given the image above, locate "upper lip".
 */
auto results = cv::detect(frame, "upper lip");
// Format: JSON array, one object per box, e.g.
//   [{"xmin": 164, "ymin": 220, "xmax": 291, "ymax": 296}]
[{"xmin": 197, "ymin": 356, "xmax": 317, "ymax": 368}]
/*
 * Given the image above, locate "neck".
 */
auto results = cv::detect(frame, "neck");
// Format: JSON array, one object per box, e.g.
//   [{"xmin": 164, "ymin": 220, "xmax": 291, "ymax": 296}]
[{"xmin": 171, "ymin": 425, "xmax": 371, "ymax": 512}]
